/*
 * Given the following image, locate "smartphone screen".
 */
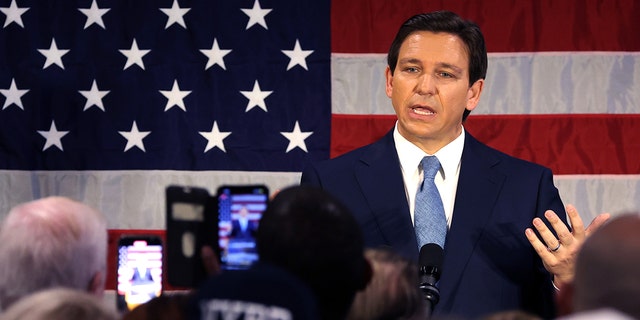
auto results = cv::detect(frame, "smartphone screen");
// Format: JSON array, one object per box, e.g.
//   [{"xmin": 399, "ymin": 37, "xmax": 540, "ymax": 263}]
[
  {"xmin": 217, "ymin": 185, "xmax": 268, "ymax": 270},
  {"xmin": 116, "ymin": 236, "xmax": 163, "ymax": 313}
]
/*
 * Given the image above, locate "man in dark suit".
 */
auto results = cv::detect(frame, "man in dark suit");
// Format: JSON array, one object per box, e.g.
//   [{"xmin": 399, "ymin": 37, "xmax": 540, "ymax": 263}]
[
  {"xmin": 229, "ymin": 205, "xmax": 258, "ymax": 239},
  {"xmin": 131, "ymin": 266, "xmax": 154, "ymax": 284},
  {"xmin": 301, "ymin": 11, "xmax": 568, "ymax": 319}
]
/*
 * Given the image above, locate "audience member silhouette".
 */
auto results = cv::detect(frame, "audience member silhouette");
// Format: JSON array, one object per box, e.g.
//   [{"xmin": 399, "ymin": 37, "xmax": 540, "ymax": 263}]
[
  {"xmin": 255, "ymin": 185, "xmax": 372, "ymax": 320},
  {"xmin": 0, "ymin": 197, "xmax": 108, "ymax": 310},
  {"xmin": 346, "ymin": 247, "xmax": 425, "ymax": 320},
  {"xmin": 0, "ymin": 287, "xmax": 117, "ymax": 320},
  {"xmin": 189, "ymin": 185, "xmax": 371, "ymax": 320},
  {"xmin": 555, "ymin": 213, "xmax": 640, "ymax": 319},
  {"xmin": 190, "ymin": 262, "xmax": 320, "ymax": 320}
]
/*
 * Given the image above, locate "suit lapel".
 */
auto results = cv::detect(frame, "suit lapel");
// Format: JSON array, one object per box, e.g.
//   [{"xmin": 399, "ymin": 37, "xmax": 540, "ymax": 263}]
[
  {"xmin": 354, "ymin": 130, "xmax": 418, "ymax": 258},
  {"xmin": 438, "ymin": 132, "xmax": 506, "ymax": 308}
]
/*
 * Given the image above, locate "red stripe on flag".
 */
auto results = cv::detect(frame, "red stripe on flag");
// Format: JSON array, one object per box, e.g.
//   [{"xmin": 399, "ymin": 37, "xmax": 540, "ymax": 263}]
[
  {"xmin": 331, "ymin": 114, "xmax": 640, "ymax": 175},
  {"xmin": 330, "ymin": 114, "xmax": 396, "ymax": 157},
  {"xmin": 331, "ymin": 0, "xmax": 640, "ymax": 53}
]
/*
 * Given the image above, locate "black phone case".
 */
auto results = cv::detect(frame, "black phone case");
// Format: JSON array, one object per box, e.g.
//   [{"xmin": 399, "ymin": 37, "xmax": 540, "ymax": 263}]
[{"xmin": 165, "ymin": 185, "xmax": 217, "ymax": 288}]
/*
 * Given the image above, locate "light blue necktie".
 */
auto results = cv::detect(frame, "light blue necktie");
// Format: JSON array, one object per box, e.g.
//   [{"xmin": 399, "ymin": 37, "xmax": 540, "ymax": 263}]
[{"xmin": 414, "ymin": 156, "xmax": 447, "ymax": 249}]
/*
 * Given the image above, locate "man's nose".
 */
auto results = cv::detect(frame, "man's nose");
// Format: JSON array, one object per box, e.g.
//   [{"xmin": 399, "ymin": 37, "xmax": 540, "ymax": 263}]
[{"xmin": 415, "ymin": 74, "xmax": 436, "ymax": 95}]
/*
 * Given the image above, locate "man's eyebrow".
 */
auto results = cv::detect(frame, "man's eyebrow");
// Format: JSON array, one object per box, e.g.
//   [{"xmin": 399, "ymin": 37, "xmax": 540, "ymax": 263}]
[
  {"xmin": 397, "ymin": 59, "xmax": 464, "ymax": 74},
  {"xmin": 398, "ymin": 58, "xmax": 422, "ymax": 65},
  {"xmin": 437, "ymin": 62, "xmax": 463, "ymax": 74}
]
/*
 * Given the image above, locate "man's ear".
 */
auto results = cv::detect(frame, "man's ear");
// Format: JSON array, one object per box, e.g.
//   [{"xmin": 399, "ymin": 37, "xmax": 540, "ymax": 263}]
[
  {"xmin": 385, "ymin": 66, "xmax": 394, "ymax": 98},
  {"xmin": 88, "ymin": 271, "xmax": 105, "ymax": 296},
  {"xmin": 555, "ymin": 281, "xmax": 575, "ymax": 317},
  {"xmin": 465, "ymin": 79, "xmax": 484, "ymax": 112}
]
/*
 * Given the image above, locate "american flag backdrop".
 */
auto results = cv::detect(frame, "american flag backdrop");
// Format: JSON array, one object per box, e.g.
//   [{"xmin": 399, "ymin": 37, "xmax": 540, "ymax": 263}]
[
  {"xmin": 0, "ymin": 0, "xmax": 329, "ymax": 228},
  {"xmin": 1, "ymin": 0, "xmax": 640, "ymax": 289}
]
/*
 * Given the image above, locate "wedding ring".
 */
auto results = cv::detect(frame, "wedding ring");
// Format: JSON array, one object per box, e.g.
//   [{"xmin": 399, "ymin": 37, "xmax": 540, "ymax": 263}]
[{"xmin": 548, "ymin": 242, "xmax": 561, "ymax": 252}]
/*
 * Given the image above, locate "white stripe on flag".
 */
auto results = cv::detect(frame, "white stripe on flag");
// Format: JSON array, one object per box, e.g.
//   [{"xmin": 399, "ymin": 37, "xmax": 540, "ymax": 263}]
[
  {"xmin": 332, "ymin": 52, "xmax": 640, "ymax": 115},
  {"xmin": 0, "ymin": 170, "xmax": 300, "ymax": 229},
  {"xmin": 2, "ymin": 170, "xmax": 639, "ymax": 228}
]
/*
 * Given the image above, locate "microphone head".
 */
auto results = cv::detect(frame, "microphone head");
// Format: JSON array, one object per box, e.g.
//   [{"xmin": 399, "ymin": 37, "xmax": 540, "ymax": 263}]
[{"xmin": 419, "ymin": 243, "xmax": 444, "ymax": 277}]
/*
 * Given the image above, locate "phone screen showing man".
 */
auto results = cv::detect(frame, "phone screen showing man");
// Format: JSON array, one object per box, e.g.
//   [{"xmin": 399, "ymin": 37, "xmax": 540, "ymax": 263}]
[
  {"xmin": 217, "ymin": 185, "xmax": 268, "ymax": 270},
  {"xmin": 116, "ymin": 237, "xmax": 163, "ymax": 312}
]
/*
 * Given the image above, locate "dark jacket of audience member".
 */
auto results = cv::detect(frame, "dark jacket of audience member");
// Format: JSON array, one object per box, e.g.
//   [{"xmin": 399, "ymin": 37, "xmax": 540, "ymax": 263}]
[{"xmin": 190, "ymin": 262, "xmax": 319, "ymax": 320}]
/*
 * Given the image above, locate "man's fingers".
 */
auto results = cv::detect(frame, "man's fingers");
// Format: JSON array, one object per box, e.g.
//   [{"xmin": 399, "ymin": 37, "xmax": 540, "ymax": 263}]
[
  {"xmin": 530, "ymin": 215, "xmax": 561, "ymax": 252},
  {"xmin": 543, "ymin": 210, "xmax": 573, "ymax": 247},
  {"xmin": 525, "ymin": 227, "xmax": 555, "ymax": 261},
  {"xmin": 566, "ymin": 204, "xmax": 585, "ymax": 240},
  {"xmin": 585, "ymin": 212, "xmax": 611, "ymax": 237}
]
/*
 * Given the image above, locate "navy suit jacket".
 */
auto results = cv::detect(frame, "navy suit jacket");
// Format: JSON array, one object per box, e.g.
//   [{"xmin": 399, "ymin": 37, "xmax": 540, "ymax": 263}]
[
  {"xmin": 301, "ymin": 128, "xmax": 566, "ymax": 319},
  {"xmin": 230, "ymin": 219, "xmax": 258, "ymax": 239}
]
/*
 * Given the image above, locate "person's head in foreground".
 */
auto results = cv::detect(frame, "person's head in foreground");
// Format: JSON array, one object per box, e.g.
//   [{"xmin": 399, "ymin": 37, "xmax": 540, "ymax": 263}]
[
  {"xmin": 0, "ymin": 196, "xmax": 107, "ymax": 309},
  {"xmin": 557, "ymin": 212, "xmax": 640, "ymax": 319},
  {"xmin": 346, "ymin": 247, "xmax": 425, "ymax": 320},
  {"xmin": 1, "ymin": 287, "xmax": 117, "ymax": 320},
  {"xmin": 257, "ymin": 185, "xmax": 372, "ymax": 320}
]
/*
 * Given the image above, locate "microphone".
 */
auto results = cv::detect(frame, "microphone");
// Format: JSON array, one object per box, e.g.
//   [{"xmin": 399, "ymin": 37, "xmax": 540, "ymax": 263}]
[{"xmin": 419, "ymin": 243, "xmax": 444, "ymax": 316}]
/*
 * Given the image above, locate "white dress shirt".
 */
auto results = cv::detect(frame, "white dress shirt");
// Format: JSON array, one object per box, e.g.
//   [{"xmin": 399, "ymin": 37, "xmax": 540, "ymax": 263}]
[{"xmin": 393, "ymin": 123, "xmax": 465, "ymax": 228}]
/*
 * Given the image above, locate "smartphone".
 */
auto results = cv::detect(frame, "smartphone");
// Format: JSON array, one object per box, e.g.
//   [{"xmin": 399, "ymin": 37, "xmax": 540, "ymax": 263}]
[
  {"xmin": 116, "ymin": 235, "xmax": 163, "ymax": 313},
  {"xmin": 165, "ymin": 185, "xmax": 217, "ymax": 288},
  {"xmin": 216, "ymin": 185, "xmax": 269, "ymax": 270}
]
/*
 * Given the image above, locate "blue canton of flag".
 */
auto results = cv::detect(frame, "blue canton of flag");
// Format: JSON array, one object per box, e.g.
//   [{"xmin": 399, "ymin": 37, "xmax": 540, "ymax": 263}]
[{"xmin": 0, "ymin": 0, "xmax": 331, "ymax": 171}]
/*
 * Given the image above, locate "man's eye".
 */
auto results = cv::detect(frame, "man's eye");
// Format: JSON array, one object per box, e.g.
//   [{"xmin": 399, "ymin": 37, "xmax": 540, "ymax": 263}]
[
  {"xmin": 405, "ymin": 67, "xmax": 419, "ymax": 73},
  {"xmin": 438, "ymin": 72, "xmax": 453, "ymax": 78}
]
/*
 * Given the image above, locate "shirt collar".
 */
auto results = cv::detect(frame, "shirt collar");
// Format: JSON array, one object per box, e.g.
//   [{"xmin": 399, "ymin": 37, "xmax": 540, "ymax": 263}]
[{"xmin": 394, "ymin": 122, "xmax": 465, "ymax": 180}]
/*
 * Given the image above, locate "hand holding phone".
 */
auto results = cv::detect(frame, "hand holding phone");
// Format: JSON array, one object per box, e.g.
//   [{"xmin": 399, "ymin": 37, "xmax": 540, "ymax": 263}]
[{"xmin": 165, "ymin": 184, "xmax": 268, "ymax": 287}]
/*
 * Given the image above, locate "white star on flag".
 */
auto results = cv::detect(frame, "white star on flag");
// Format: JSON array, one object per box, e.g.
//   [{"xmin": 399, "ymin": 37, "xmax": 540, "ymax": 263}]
[
  {"xmin": 280, "ymin": 121, "xmax": 313, "ymax": 153},
  {"xmin": 78, "ymin": 0, "xmax": 110, "ymax": 29},
  {"xmin": 79, "ymin": 79, "xmax": 109, "ymax": 111},
  {"xmin": 160, "ymin": 0, "xmax": 190, "ymax": 29},
  {"xmin": 38, "ymin": 38, "xmax": 69, "ymax": 70},
  {"xmin": 160, "ymin": 79, "xmax": 191, "ymax": 111},
  {"xmin": 201, "ymin": 38, "xmax": 232, "ymax": 70},
  {"xmin": 241, "ymin": 0, "xmax": 272, "ymax": 30},
  {"xmin": 0, "ymin": 78, "xmax": 29, "ymax": 110},
  {"xmin": 118, "ymin": 121, "xmax": 151, "ymax": 152},
  {"xmin": 199, "ymin": 121, "xmax": 232, "ymax": 153},
  {"xmin": 37, "ymin": 120, "xmax": 69, "ymax": 151},
  {"xmin": 240, "ymin": 80, "xmax": 272, "ymax": 112},
  {"xmin": 282, "ymin": 39, "xmax": 314, "ymax": 71},
  {"xmin": 120, "ymin": 39, "xmax": 150, "ymax": 70},
  {"xmin": 0, "ymin": 0, "xmax": 29, "ymax": 28}
]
